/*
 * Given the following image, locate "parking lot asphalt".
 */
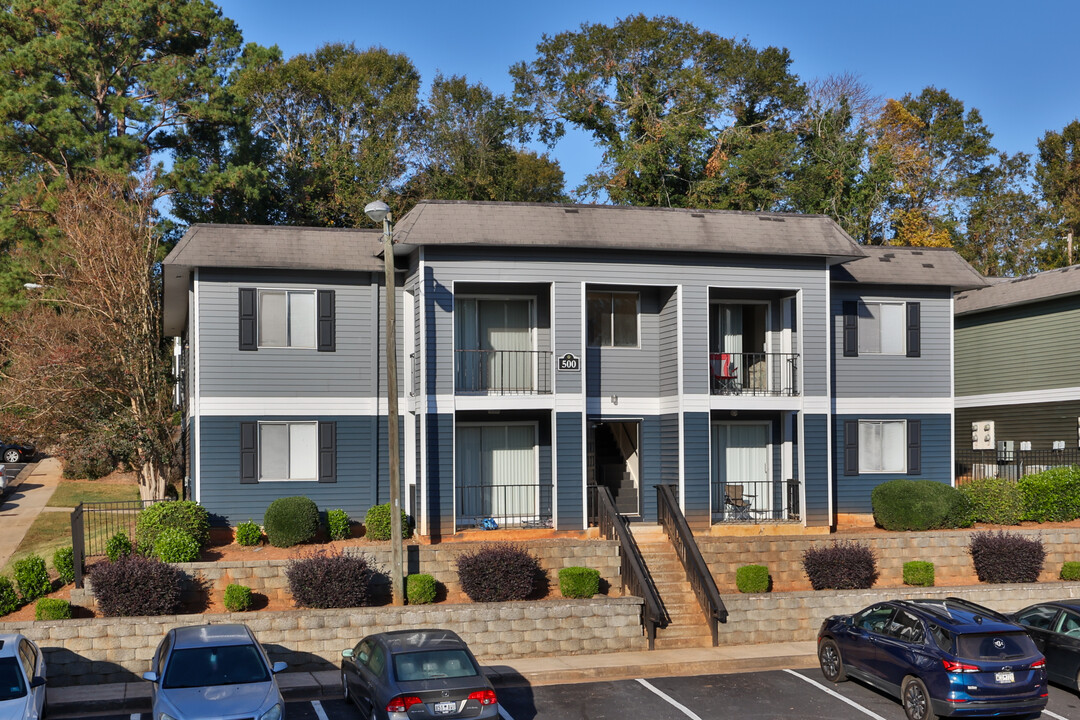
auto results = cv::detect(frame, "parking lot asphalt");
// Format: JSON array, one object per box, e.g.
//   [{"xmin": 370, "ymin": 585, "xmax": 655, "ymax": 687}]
[{"xmin": 54, "ymin": 669, "xmax": 1080, "ymax": 719}]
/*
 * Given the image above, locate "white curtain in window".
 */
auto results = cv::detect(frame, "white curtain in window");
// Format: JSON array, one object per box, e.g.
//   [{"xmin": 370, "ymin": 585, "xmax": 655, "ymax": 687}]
[
  {"xmin": 483, "ymin": 300, "xmax": 532, "ymax": 391},
  {"xmin": 859, "ymin": 420, "xmax": 906, "ymax": 472},
  {"xmin": 289, "ymin": 422, "xmax": 318, "ymax": 479},
  {"xmin": 858, "ymin": 303, "xmax": 881, "ymax": 353},
  {"xmin": 721, "ymin": 305, "xmax": 743, "ymax": 357},
  {"xmin": 290, "ymin": 292, "xmax": 316, "ymax": 348},
  {"xmin": 713, "ymin": 424, "xmax": 769, "ymax": 511},
  {"xmin": 259, "ymin": 292, "xmax": 287, "ymax": 347},
  {"xmin": 879, "ymin": 303, "xmax": 905, "ymax": 355},
  {"xmin": 455, "ymin": 299, "xmax": 480, "ymax": 390},
  {"xmin": 456, "ymin": 425, "xmax": 536, "ymax": 522},
  {"xmin": 260, "ymin": 424, "xmax": 288, "ymax": 479}
]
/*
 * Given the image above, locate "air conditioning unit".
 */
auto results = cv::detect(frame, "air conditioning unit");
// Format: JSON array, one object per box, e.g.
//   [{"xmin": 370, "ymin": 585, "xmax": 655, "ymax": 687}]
[
  {"xmin": 996, "ymin": 440, "xmax": 1014, "ymax": 463},
  {"xmin": 1020, "ymin": 441, "xmax": 1032, "ymax": 452}
]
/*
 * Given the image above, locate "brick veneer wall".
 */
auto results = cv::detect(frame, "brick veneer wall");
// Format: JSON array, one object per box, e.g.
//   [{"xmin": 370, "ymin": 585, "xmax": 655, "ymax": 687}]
[
  {"xmin": 717, "ymin": 582, "xmax": 1080, "ymax": 645},
  {"xmin": 700, "ymin": 528, "xmax": 1080, "ymax": 592},
  {"xmin": 0, "ymin": 597, "xmax": 646, "ymax": 687}
]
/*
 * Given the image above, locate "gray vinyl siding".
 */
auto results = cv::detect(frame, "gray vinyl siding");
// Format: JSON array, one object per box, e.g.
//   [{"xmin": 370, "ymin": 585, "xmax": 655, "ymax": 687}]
[
  {"xmin": 423, "ymin": 266, "xmax": 453, "ymax": 397},
  {"xmin": 556, "ymin": 412, "xmax": 584, "ymax": 530},
  {"xmin": 658, "ymin": 289, "xmax": 679, "ymax": 397},
  {"xmin": 660, "ymin": 413, "xmax": 680, "ymax": 488},
  {"xmin": 198, "ymin": 415, "xmax": 375, "ymax": 525},
  {"xmin": 553, "ymin": 282, "xmax": 583, "ymax": 395},
  {"xmin": 956, "ymin": 296, "xmax": 1080, "ymax": 396},
  {"xmin": 831, "ymin": 285, "xmax": 952, "ymax": 398},
  {"xmin": 425, "ymin": 413, "xmax": 454, "ymax": 539},
  {"xmin": 197, "ymin": 269, "xmax": 376, "ymax": 397},
  {"xmin": 683, "ymin": 412, "xmax": 711, "ymax": 528},
  {"xmin": 956, "ymin": 400, "xmax": 1080, "ymax": 451},
  {"xmin": 681, "ymin": 284, "xmax": 709, "ymax": 396},
  {"xmin": 803, "ymin": 414, "xmax": 829, "ymax": 526},
  {"xmin": 834, "ymin": 414, "xmax": 952, "ymax": 514},
  {"xmin": 586, "ymin": 288, "xmax": 662, "ymax": 398}
]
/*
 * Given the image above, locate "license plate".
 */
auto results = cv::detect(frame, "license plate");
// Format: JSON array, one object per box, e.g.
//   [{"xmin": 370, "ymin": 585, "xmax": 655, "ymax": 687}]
[
  {"xmin": 434, "ymin": 701, "xmax": 457, "ymax": 714},
  {"xmin": 995, "ymin": 671, "xmax": 1015, "ymax": 684}
]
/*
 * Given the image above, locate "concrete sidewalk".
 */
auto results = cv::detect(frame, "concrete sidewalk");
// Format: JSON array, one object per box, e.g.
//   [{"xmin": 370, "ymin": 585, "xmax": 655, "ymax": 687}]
[
  {"xmin": 46, "ymin": 641, "xmax": 819, "ymax": 716},
  {"xmin": 0, "ymin": 458, "xmax": 62, "ymax": 569}
]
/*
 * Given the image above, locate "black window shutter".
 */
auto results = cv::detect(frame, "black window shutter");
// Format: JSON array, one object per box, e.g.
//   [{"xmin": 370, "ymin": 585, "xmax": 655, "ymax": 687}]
[
  {"xmin": 906, "ymin": 302, "xmax": 921, "ymax": 358},
  {"xmin": 318, "ymin": 422, "xmax": 337, "ymax": 483},
  {"xmin": 842, "ymin": 301, "xmax": 858, "ymax": 357},
  {"xmin": 907, "ymin": 420, "xmax": 922, "ymax": 475},
  {"xmin": 844, "ymin": 420, "xmax": 859, "ymax": 476},
  {"xmin": 317, "ymin": 290, "xmax": 336, "ymax": 352},
  {"xmin": 239, "ymin": 288, "xmax": 258, "ymax": 351},
  {"xmin": 240, "ymin": 422, "xmax": 258, "ymax": 483}
]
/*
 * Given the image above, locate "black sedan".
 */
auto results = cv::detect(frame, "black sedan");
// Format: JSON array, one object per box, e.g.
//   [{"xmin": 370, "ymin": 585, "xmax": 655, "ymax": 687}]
[
  {"xmin": 0, "ymin": 440, "xmax": 34, "ymax": 464},
  {"xmin": 340, "ymin": 629, "xmax": 498, "ymax": 720},
  {"xmin": 1013, "ymin": 600, "xmax": 1080, "ymax": 691}
]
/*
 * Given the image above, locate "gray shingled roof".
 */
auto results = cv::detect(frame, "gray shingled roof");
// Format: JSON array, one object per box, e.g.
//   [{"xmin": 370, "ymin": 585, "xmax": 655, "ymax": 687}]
[
  {"xmin": 832, "ymin": 246, "xmax": 988, "ymax": 291},
  {"xmin": 392, "ymin": 200, "xmax": 867, "ymax": 260},
  {"xmin": 955, "ymin": 263, "xmax": 1080, "ymax": 315}
]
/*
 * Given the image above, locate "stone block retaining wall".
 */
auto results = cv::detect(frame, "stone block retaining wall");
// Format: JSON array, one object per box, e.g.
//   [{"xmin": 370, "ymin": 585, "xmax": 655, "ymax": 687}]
[
  {"xmin": 0, "ymin": 597, "xmax": 646, "ymax": 687},
  {"xmin": 700, "ymin": 528, "xmax": 1080, "ymax": 592}
]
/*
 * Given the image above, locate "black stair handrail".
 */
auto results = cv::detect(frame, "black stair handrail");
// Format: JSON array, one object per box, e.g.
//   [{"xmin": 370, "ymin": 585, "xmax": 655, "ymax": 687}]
[
  {"xmin": 657, "ymin": 484, "xmax": 728, "ymax": 646},
  {"xmin": 594, "ymin": 484, "xmax": 666, "ymax": 650}
]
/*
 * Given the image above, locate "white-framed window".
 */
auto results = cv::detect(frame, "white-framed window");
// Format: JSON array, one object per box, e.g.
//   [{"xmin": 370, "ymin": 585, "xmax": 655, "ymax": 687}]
[
  {"xmin": 858, "ymin": 301, "xmax": 906, "ymax": 355},
  {"xmin": 587, "ymin": 291, "xmax": 638, "ymax": 348},
  {"xmin": 858, "ymin": 420, "xmax": 907, "ymax": 473},
  {"xmin": 258, "ymin": 289, "xmax": 316, "ymax": 348},
  {"xmin": 258, "ymin": 421, "xmax": 318, "ymax": 480}
]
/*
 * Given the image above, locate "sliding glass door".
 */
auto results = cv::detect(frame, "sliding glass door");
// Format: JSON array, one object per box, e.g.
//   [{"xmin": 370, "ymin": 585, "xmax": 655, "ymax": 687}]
[{"xmin": 456, "ymin": 424, "xmax": 538, "ymax": 525}]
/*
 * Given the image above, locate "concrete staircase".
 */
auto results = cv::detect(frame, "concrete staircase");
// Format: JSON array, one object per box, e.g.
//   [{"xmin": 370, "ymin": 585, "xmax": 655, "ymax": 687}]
[{"xmin": 630, "ymin": 524, "xmax": 715, "ymax": 649}]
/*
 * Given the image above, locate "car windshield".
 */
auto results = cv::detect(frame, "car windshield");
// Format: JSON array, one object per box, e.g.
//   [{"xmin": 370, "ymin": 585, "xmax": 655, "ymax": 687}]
[
  {"xmin": 955, "ymin": 632, "xmax": 1038, "ymax": 661},
  {"xmin": 163, "ymin": 644, "xmax": 270, "ymax": 688},
  {"xmin": 0, "ymin": 657, "xmax": 27, "ymax": 701},
  {"xmin": 393, "ymin": 650, "xmax": 477, "ymax": 681}
]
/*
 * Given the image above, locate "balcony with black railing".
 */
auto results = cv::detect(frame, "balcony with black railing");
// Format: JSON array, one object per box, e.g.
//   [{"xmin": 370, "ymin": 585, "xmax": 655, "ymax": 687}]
[
  {"xmin": 709, "ymin": 352, "xmax": 799, "ymax": 397},
  {"xmin": 712, "ymin": 478, "xmax": 801, "ymax": 523},
  {"xmin": 455, "ymin": 349, "xmax": 552, "ymax": 395},
  {"xmin": 455, "ymin": 482, "xmax": 553, "ymax": 530}
]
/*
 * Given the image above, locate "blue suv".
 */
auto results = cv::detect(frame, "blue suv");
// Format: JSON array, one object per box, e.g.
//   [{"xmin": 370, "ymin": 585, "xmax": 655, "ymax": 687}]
[{"xmin": 818, "ymin": 597, "xmax": 1047, "ymax": 720}]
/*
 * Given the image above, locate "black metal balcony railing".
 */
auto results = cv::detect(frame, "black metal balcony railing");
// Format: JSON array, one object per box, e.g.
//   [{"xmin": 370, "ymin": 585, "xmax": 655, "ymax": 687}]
[
  {"xmin": 711, "ymin": 479, "xmax": 801, "ymax": 523},
  {"xmin": 456, "ymin": 482, "xmax": 553, "ymax": 529},
  {"xmin": 956, "ymin": 450, "xmax": 1080, "ymax": 484},
  {"xmin": 709, "ymin": 352, "xmax": 799, "ymax": 397},
  {"xmin": 455, "ymin": 349, "xmax": 552, "ymax": 394}
]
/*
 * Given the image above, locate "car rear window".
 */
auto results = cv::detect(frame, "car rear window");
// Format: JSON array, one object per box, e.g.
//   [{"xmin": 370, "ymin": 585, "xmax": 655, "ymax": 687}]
[
  {"xmin": 955, "ymin": 632, "xmax": 1038, "ymax": 661},
  {"xmin": 394, "ymin": 649, "xmax": 478, "ymax": 682},
  {"xmin": 163, "ymin": 644, "xmax": 270, "ymax": 688}
]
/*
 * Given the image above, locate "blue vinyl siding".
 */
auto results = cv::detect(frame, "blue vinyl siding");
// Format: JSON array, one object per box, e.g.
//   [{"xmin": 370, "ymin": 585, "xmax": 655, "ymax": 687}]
[
  {"xmin": 803, "ymin": 414, "xmax": 830, "ymax": 526},
  {"xmin": 660, "ymin": 414, "xmax": 680, "ymax": 489},
  {"xmin": 425, "ymin": 413, "xmax": 454, "ymax": 539},
  {"xmin": 638, "ymin": 416, "xmax": 662, "ymax": 521},
  {"xmin": 683, "ymin": 412, "xmax": 710, "ymax": 527},
  {"xmin": 373, "ymin": 416, "xmax": 406, "ymax": 508},
  {"xmin": 556, "ymin": 412, "xmax": 583, "ymax": 530},
  {"xmin": 834, "ymin": 414, "xmax": 952, "ymax": 514}
]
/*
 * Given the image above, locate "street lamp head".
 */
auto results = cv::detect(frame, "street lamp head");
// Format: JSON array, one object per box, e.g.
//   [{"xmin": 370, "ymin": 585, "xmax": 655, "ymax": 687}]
[{"xmin": 364, "ymin": 200, "xmax": 391, "ymax": 224}]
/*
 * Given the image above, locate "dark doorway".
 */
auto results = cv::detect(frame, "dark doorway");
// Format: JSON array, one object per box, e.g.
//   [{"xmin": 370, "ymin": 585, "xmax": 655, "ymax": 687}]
[{"xmin": 588, "ymin": 421, "xmax": 641, "ymax": 516}]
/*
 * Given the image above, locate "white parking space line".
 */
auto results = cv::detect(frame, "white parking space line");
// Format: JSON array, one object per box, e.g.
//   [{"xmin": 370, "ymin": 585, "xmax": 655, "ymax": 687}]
[
  {"xmin": 498, "ymin": 705, "xmax": 517, "ymax": 720},
  {"xmin": 1043, "ymin": 710, "xmax": 1070, "ymax": 720},
  {"xmin": 311, "ymin": 700, "xmax": 330, "ymax": 720},
  {"xmin": 635, "ymin": 678, "xmax": 704, "ymax": 720},
  {"xmin": 783, "ymin": 669, "xmax": 889, "ymax": 720},
  {"xmin": 130, "ymin": 715, "xmax": 140, "ymax": 720}
]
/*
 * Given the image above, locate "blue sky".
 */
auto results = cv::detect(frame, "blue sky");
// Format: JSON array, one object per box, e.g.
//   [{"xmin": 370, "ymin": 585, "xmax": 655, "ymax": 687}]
[{"xmin": 218, "ymin": 0, "xmax": 1080, "ymax": 195}]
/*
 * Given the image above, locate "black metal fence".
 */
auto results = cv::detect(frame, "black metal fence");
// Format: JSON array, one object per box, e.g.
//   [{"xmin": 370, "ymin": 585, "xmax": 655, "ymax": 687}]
[
  {"xmin": 71, "ymin": 498, "xmax": 167, "ymax": 588},
  {"xmin": 455, "ymin": 483, "xmax": 552, "ymax": 530},
  {"xmin": 711, "ymin": 479, "xmax": 801, "ymax": 522},
  {"xmin": 956, "ymin": 450, "xmax": 1080, "ymax": 484},
  {"xmin": 709, "ymin": 352, "xmax": 799, "ymax": 397},
  {"xmin": 454, "ymin": 349, "xmax": 553, "ymax": 394}
]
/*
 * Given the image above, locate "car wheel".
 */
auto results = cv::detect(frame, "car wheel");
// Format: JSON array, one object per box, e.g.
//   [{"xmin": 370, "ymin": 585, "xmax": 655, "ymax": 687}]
[
  {"xmin": 341, "ymin": 672, "xmax": 349, "ymax": 701},
  {"xmin": 2, "ymin": 449, "xmax": 19, "ymax": 463},
  {"xmin": 902, "ymin": 676, "xmax": 937, "ymax": 720},
  {"xmin": 818, "ymin": 638, "xmax": 846, "ymax": 682}
]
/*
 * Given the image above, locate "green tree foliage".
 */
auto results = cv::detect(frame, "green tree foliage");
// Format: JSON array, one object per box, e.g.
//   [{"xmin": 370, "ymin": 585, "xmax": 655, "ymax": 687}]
[
  {"xmin": 1035, "ymin": 120, "xmax": 1080, "ymax": 268},
  {"xmin": 511, "ymin": 14, "xmax": 804, "ymax": 208}
]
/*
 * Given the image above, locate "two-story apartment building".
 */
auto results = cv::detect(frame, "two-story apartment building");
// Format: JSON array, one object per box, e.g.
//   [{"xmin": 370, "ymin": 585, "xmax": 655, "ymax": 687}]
[{"xmin": 162, "ymin": 201, "xmax": 986, "ymax": 536}]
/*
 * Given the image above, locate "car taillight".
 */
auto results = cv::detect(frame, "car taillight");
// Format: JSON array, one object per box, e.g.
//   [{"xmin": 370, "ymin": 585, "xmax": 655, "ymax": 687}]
[
  {"xmin": 942, "ymin": 659, "xmax": 980, "ymax": 673},
  {"xmin": 468, "ymin": 689, "xmax": 498, "ymax": 705},
  {"xmin": 1032, "ymin": 658, "xmax": 1046, "ymax": 669},
  {"xmin": 386, "ymin": 695, "xmax": 423, "ymax": 712}
]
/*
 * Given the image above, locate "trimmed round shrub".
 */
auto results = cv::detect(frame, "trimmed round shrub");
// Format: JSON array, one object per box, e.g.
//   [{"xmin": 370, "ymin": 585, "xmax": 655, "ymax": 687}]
[
  {"xmin": 53, "ymin": 546, "xmax": 76, "ymax": 586},
  {"xmin": 89, "ymin": 555, "xmax": 184, "ymax": 617},
  {"xmin": 969, "ymin": 531, "xmax": 1045, "ymax": 584},
  {"xmin": 735, "ymin": 565, "xmax": 770, "ymax": 593},
  {"xmin": 35, "ymin": 598, "xmax": 71, "ymax": 621},
  {"xmin": 265, "ymin": 496, "xmax": 320, "ymax": 548},
  {"xmin": 13, "ymin": 554, "xmax": 50, "ymax": 602},
  {"xmin": 1061, "ymin": 561, "xmax": 1080, "ymax": 581},
  {"xmin": 903, "ymin": 560, "xmax": 935, "ymax": 587},
  {"xmin": 456, "ymin": 543, "xmax": 543, "ymax": 603},
  {"xmin": 135, "ymin": 501, "xmax": 209, "ymax": 553},
  {"xmin": 223, "ymin": 583, "xmax": 253, "ymax": 612},
  {"xmin": 286, "ymin": 550, "xmax": 375, "ymax": 608},
  {"xmin": 106, "ymin": 531, "xmax": 133, "ymax": 562},
  {"xmin": 234, "ymin": 520, "xmax": 262, "ymax": 547},
  {"xmin": 872, "ymin": 479, "xmax": 970, "ymax": 531},
  {"xmin": 559, "ymin": 567, "xmax": 600, "ymax": 599},
  {"xmin": 802, "ymin": 541, "xmax": 878, "ymax": 590},
  {"xmin": 958, "ymin": 477, "xmax": 1022, "ymax": 525},
  {"xmin": 406, "ymin": 574, "xmax": 437, "ymax": 605},
  {"xmin": 1018, "ymin": 466, "xmax": 1080, "ymax": 523},
  {"xmin": 0, "ymin": 578, "xmax": 19, "ymax": 616},
  {"xmin": 327, "ymin": 509, "xmax": 351, "ymax": 541},
  {"xmin": 152, "ymin": 528, "xmax": 201, "ymax": 563},
  {"xmin": 364, "ymin": 503, "xmax": 411, "ymax": 541}
]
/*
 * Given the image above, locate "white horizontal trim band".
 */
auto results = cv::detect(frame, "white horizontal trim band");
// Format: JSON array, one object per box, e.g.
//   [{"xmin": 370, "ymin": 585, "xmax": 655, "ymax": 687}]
[
  {"xmin": 834, "ymin": 397, "xmax": 953, "ymax": 414},
  {"xmin": 199, "ymin": 397, "xmax": 378, "ymax": 416},
  {"xmin": 954, "ymin": 386, "xmax": 1080, "ymax": 409}
]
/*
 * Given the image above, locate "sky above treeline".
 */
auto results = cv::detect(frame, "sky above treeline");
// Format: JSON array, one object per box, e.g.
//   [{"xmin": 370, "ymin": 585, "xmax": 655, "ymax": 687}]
[{"xmin": 218, "ymin": 0, "xmax": 1080, "ymax": 195}]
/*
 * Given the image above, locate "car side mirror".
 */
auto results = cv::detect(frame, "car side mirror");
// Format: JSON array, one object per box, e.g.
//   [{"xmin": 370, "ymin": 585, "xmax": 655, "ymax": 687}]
[
  {"xmin": 272, "ymin": 662, "xmax": 287, "ymax": 674},
  {"xmin": 342, "ymin": 648, "xmax": 354, "ymax": 658},
  {"xmin": 29, "ymin": 676, "xmax": 45, "ymax": 688},
  {"xmin": 142, "ymin": 671, "xmax": 159, "ymax": 683}
]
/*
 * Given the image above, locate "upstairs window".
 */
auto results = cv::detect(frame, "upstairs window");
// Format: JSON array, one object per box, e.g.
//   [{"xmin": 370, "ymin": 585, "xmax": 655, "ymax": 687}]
[
  {"xmin": 587, "ymin": 291, "xmax": 638, "ymax": 347},
  {"xmin": 259, "ymin": 290, "xmax": 315, "ymax": 348},
  {"xmin": 859, "ymin": 301, "xmax": 905, "ymax": 355}
]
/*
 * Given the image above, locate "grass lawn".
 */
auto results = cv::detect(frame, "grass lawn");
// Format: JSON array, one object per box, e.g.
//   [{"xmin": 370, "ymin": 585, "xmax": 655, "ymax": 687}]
[
  {"xmin": 2, "ymin": 512, "xmax": 72, "ymax": 576},
  {"xmin": 47, "ymin": 480, "xmax": 140, "ymax": 507}
]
